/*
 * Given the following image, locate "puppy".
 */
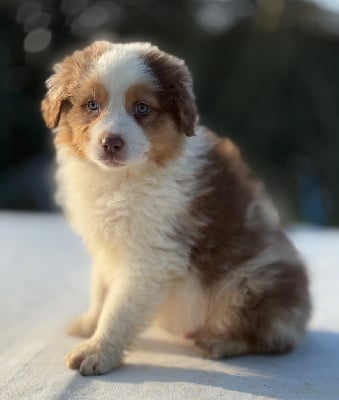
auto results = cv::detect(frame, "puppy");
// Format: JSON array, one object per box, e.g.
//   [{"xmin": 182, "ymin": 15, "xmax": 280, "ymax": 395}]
[{"xmin": 41, "ymin": 41, "xmax": 311, "ymax": 376}]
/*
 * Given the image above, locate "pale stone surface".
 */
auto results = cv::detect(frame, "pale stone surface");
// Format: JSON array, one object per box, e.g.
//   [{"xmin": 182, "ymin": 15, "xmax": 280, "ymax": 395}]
[{"xmin": 1, "ymin": 213, "xmax": 338, "ymax": 399}]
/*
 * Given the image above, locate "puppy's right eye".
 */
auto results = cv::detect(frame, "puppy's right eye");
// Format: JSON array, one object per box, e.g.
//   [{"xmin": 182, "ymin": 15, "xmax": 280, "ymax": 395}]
[{"xmin": 87, "ymin": 100, "xmax": 99, "ymax": 112}]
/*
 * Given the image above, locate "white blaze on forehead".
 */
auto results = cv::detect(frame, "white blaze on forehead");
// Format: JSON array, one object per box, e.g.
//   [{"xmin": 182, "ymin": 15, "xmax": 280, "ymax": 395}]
[
  {"xmin": 88, "ymin": 43, "xmax": 157, "ymax": 167},
  {"xmin": 94, "ymin": 42, "xmax": 156, "ymax": 107}
]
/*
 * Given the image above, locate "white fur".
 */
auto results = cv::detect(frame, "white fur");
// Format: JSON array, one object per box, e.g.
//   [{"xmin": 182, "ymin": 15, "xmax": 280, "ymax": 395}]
[
  {"xmin": 87, "ymin": 44, "xmax": 156, "ymax": 169},
  {"xmin": 245, "ymin": 195, "xmax": 280, "ymax": 230},
  {"xmin": 155, "ymin": 274, "xmax": 208, "ymax": 336},
  {"xmin": 95, "ymin": 42, "xmax": 155, "ymax": 93},
  {"xmin": 268, "ymin": 319, "xmax": 303, "ymax": 349},
  {"xmin": 58, "ymin": 128, "xmax": 209, "ymax": 374},
  {"xmin": 237, "ymin": 237, "xmax": 302, "ymax": 278}
]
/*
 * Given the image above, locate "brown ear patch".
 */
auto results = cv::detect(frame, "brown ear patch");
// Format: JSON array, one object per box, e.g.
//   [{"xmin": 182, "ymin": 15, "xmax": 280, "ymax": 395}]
[
  {"xmin": 41, "ymin": 96, "xmax": 63, "ymax": 129},
  {"xmin": 41, "ymin": 41, "xmax": 110, "ymax": 129},
  {"xmin": 142, "ymin": 47, "xmax": 198, "ymax": 137}
]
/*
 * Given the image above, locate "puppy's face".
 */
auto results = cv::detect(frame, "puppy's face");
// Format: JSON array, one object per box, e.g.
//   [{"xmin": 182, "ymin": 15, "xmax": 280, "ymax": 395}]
[{"xmin": 41, "ymin": 41, "xmax": 198, "ymax": 169}]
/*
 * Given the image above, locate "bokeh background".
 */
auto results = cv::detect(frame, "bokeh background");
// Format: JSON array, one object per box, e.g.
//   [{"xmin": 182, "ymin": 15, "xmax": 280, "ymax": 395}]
[{"xmin": 0, "ymin": 0, "xmax": 338, "ymax": 225}]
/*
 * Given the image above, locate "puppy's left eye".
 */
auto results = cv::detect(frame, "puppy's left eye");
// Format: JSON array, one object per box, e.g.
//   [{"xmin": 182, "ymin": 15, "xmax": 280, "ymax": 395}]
[
  {"xmin": 135, "ymin": 102, "xmax": 150, "ymax": 116},
  {"xmin": 87, "ymin": 100, "xmax": 99, "ymax": 112}
]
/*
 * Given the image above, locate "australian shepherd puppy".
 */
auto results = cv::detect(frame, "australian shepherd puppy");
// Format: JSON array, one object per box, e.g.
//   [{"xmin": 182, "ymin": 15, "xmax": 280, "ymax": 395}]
[{"xmin": 41, "ymin": 41, "xmax": 311, "ymax": 376}]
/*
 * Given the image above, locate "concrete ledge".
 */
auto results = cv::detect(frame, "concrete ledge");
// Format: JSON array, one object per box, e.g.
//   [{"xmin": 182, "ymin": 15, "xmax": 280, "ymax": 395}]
[{"xmin": 1, "ymin": 213, "xmax": 338, "ymax": 399}]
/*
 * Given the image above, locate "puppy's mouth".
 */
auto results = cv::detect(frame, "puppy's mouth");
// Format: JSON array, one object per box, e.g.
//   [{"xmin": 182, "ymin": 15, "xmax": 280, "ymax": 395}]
[{"xmin": 98, "ymin": 155, "xmax": 127, "ymax": 168}]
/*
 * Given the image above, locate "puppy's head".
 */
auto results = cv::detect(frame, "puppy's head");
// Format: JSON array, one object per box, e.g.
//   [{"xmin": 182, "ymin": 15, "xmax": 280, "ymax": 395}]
[{"xmin": 41, "ymin": 41, "xmax": 198, "ymax": 169}]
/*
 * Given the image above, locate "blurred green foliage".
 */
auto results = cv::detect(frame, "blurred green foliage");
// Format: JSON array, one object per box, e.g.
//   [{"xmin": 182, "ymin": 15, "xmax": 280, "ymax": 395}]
[{"xmin": 0, "ymin": 0, "xmax": 338, "ymax": 225}]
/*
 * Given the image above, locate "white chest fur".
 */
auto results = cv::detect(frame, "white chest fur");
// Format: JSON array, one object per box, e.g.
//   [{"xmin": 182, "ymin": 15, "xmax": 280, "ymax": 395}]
[
  {"xmin": 55, "ymin": 131, "xmax": 210, "ymax": 336},
  {"xmin": 55, "ymin": 133, "xmax": 207, "ymax": 265}
]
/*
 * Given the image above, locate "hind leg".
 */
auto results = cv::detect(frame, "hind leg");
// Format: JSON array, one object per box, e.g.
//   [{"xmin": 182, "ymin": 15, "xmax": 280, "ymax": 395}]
[
  {"xmin": 195, "ymin": 319, "xmax": 297, "ymax": 358},
  {"xmin": 194, "ymin": 258, "xmax": 311, "ymax": 359}
]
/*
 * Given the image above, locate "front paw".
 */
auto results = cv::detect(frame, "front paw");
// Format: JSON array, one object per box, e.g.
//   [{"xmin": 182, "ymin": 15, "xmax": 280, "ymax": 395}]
[
  {"xmin": 67, "ymin": 314, "xmax": 97, "ymax": 338},
  {"xmin": 65, "ymin": 340, "xmax": 122, "ymax": 375}
]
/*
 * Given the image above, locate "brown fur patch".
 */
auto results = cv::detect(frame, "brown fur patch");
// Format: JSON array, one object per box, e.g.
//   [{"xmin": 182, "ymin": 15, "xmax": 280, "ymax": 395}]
[
  {"xmin": 142, "ymin": 48, "xmax": 198, "ymax": 137},
  {"xmin": 55, "ymin": 78, "xmax": 109, "ymax": 159},
  {"xmin": 196, "ymin": 252, "xmax": 310, "ymax": 356},
  {"xmin": 188, "ymin": 132, "xmax": 311, "ymax": 355},
  {"xmin": 125, "ymin": 83, "xmax": 185, "ymax": 165},
  {"xmin": 189, "ymin": 132, "xmax": 264, "ymax": 285},
  {"xmin": 41, "ymin": 41, "xmax": 109, "ymax": 129}
]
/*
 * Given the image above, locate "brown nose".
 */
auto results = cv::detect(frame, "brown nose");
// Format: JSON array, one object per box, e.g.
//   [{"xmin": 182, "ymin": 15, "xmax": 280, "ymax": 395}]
[{"xmin": 101, "ymin": 134, "xmax": 124, "ymax": 155}]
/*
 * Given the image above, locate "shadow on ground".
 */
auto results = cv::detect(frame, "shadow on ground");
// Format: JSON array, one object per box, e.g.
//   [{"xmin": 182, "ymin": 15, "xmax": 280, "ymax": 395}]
[{"xmin": 54, "ymin": 330, "xmax": 339, "ymax": 400}]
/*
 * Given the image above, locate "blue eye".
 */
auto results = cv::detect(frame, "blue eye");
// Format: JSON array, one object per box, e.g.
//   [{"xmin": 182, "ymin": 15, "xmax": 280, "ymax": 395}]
[
  {"xmin": 135, "ymin": 102, "xmax": 150, "ymax": 116},
  {"xmin": 87, "ymin": 100, "xmax": 99, "ymax": 111}
]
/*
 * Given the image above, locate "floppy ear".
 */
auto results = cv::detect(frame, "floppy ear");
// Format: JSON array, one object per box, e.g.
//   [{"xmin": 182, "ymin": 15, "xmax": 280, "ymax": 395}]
[
  {"xmin": 40, "ymin": 61, "xmax": 74, "ymax": 129},
  {"xmin": 41, "ymin": 86, "xmax": 64, "ymax": 129},
  {"xmin": 173, "ymin": 65, "xmax": 198, "ymax": 137},
  {"xmin": 41, "ymin": 40, "xmax": 111, "ymax": 129},
  {"xmin": 144, "ymin": 47, "xmax": 199, "ymax": 137},
  {"xmin": 177, "ymin": 80, "xmax": 198, "ymax": 137}
]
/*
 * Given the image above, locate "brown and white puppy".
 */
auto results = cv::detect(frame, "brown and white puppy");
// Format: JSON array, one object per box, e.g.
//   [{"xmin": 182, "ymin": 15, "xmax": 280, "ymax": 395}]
[{"xmin": 41, "ymin": 41, "xmax": 311, "ymax": 376}]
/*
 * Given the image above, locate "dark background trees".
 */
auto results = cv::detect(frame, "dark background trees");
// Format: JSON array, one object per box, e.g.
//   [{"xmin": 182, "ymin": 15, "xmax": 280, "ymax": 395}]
[{"xmin": 0, "ymin": 0, "xmax": 338, "ymax": 225}]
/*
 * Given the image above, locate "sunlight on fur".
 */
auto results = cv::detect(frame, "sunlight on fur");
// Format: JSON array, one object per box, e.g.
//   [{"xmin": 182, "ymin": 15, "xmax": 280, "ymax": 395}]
[{"xmin": 41, "ymin": 41, "xmax": 311, "ymax": 376}]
